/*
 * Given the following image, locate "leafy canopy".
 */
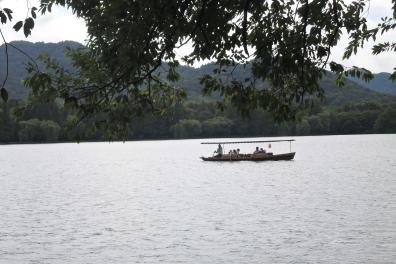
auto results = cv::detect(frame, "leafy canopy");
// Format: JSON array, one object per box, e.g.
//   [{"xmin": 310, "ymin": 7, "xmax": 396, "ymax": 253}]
[{"xmin": 1, "ymin": 0, "xmax": 396, "ymax": 137}]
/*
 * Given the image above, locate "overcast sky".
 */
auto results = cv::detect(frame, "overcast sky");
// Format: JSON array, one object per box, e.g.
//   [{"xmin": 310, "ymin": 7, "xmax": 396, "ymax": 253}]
[{"xmin": 0, "ymin": 0, "xmax": 395, "ymax": 73}]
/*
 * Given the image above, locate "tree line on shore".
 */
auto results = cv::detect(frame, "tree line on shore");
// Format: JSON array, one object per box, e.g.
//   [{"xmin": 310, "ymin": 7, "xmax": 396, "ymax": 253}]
[{"xmin": 1, "ymin": 98, "xmax": 395, "ymax": 143}]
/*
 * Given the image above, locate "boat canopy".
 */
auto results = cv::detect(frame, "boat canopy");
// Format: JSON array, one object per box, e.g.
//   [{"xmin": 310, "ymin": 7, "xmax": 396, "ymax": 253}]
[{"xmin": 201, "ymin": 139, "xmax": 295, "ymax": 144}]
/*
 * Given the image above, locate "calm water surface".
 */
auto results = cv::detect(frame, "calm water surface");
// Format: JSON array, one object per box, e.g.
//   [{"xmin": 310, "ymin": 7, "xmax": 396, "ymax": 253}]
[{"xmin": 0, "ymin": 134, "xmax": 395, "ymax": 263}]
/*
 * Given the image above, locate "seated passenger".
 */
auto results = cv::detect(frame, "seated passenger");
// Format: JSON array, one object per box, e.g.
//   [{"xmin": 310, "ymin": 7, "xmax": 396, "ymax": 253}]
[
  {"xmin": 253, "ymin": 146, "xmax": 260, "ymax": 154},
  {"xmin": 260, "ymin": 148, "xmax": 266, "ymax": 153}
]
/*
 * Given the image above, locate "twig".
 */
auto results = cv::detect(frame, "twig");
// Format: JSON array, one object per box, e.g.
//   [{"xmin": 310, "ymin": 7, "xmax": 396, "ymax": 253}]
[
  {"xmin": 0, "ymin": 29, "xmax": 9, "ymax": 93},
  {"xmin": 8, "ymin": 42, "xmax": 39, "ymax": 70},
  {"xmin": 319, "ymin": 0, "xmax": 341, "ymax": 72},
  {"xmin": 242, "ymin": 0, "xmax": 251, "ymax": 56}
]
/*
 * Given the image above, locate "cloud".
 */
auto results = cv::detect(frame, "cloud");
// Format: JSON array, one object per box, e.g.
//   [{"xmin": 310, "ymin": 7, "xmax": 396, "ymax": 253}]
[
  {"xmin": 0, "ymin": 0, "xmax": 87, "ymax": 43},
  {"xmin": 330, "ymin": 0, "xmax": 396, "ymax": 73}
]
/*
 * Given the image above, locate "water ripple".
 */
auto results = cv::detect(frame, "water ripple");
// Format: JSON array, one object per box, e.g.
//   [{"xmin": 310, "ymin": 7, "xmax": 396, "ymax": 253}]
[{"xmin": 0, "ymin": 135, "xmax": 395, "ymax": 263}]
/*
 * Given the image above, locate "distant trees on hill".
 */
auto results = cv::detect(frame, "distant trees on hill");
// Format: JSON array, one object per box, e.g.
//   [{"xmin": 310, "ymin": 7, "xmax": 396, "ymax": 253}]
[
  {"xmin": 1, "ymin": 99, "xmax": 395, "ymax": 143},
  {"xmin": 18, "ymin": 119, "xmax": 60, "ymax": 142},
  {"xmin": 374, "ymin": 107, "xmax": 396, "ymax": 133},
  {"xmin": 3, "ymin": 1, "xmax": 396, "ymax": 137}
]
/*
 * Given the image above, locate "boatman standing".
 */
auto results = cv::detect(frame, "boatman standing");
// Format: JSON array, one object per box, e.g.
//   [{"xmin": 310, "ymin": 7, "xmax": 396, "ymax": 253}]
[{"xmin": 216, "ymin": 144, "xmax": 223, "ymax": 157}]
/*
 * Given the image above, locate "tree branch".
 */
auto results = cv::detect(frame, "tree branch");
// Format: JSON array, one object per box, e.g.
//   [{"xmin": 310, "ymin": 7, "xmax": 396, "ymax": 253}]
[
  {"xmin": 320, "ymin": 0, "xmax": 341, "ymax": 72},
  {"xmin": 242, "ymin": 0, "xmax": 251, "ymax": 56},
  {"xmin": 0, "ymin": 29, "xmax": 9, "ymax": 97},
  {"xmin": 175, "ymin": 0, "xmax": 210, "ymax": 49}
]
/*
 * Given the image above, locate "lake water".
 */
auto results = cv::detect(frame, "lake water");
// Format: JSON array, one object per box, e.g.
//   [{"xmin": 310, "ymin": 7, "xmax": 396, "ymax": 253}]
[{"xmin": 0, "ymin": 134, "xmax": 395, "ymax": 264}]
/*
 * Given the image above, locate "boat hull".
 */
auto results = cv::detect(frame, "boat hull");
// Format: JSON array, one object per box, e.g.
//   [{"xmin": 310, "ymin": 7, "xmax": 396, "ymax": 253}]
[{"xmin": 201, "ymin": 152, "xmax": 296, "ymax": 161}]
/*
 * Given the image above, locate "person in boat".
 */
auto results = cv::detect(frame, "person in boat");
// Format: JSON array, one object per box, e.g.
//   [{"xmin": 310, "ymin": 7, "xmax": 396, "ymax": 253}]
[
  {"xmin": 253, "ymin": 146, "xmax": 260, "ymax": 154},
  {"xmin": 215, "ymin": 144, "xmax": 223, "ymax": 157},
  {"xmin": 260, "ymin": 148, "xmax": 266, "ymax": 153}
]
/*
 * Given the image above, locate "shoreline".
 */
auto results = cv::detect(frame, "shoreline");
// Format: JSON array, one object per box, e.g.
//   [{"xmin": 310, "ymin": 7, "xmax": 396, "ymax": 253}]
[{"xmin": 0, "ymin": 133, "xmax": 394, "ymax": 146}]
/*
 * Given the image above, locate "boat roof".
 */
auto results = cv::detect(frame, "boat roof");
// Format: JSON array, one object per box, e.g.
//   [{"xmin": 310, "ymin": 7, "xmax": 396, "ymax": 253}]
[{"xmin": 201, "ymin": 139, "xmax": 295, "ymax": 145}]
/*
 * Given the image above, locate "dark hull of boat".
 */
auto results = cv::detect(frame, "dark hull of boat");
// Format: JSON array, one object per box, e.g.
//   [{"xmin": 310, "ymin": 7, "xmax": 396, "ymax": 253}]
[{"xmin": 201, "ymin": 152, "xmax": 296, "ymax": 162}]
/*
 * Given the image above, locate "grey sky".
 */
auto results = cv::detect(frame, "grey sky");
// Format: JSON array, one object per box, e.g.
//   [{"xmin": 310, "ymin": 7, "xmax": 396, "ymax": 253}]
[{"xmin": 1, "ymin": 0, "xmax": 395, "ymax": 73}]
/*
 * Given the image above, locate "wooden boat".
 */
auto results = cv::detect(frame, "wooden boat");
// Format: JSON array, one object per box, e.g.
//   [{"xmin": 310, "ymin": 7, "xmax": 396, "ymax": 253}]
[
  {"xmin": 201, "ymin": 152, "xmax": 295, "ymax": 161},
  {"xmin": 200, "ymin": 139, "xmax": 296, "ymax": 162}
]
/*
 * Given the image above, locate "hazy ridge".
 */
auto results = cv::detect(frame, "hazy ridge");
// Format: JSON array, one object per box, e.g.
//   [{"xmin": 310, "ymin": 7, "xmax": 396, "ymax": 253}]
[{"xmin": 0, "ymin": 41, "xmax": 394, "ymax": 105}]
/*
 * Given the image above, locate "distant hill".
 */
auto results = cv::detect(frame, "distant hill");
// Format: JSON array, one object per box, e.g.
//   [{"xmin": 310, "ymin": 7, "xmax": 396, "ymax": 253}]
[
  {"xmin": 348, "ymin": 72, "xmax": 396, "ymax": 96},
  {"xmin": 319, "ymin": 72, "xmax": 394, "ymax": 105},
  {"xmin": 175, "ymin": 63, "xmax": 394, "ymax": 105},
  {"xmin": 0, "ymin": 41, "xmax": 394, "ymax": 105},
  {"xmin": 0, "ymin": 41, "xmax": 82, "ymax": 99}
]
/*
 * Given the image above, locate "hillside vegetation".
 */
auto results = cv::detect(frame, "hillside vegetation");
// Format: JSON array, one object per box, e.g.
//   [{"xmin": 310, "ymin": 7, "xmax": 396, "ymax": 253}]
[
  {"xmin": 348, "ymin": 72, "xmax": 396, "ymax": 96},
  {"xmin": 0, "ymin": 41, "xmax": 395, "ymax": 143},
  {"xmin": 1, "ymin": 41, "xmax": 395, "ymax": 102}
]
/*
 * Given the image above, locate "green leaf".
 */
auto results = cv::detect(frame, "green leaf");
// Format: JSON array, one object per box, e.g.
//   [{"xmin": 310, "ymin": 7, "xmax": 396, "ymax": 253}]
[
  {"xmin": 1, "ymin": 88, "xmax": 8, "ymax": 102},
  {"xmin": 335, "ymin": 73, "xmax": 345, "ymax": 87},
  {"xmin": 31, "ymin": 9, "xmax": 37, "ymax": 19},
  {"xmin": 3, "ymin": 8, "xmax": 13, "ymax": 20},
  {"xmin": 393, "ymin": 0, "xmax": 396, "ymax": 19},
  {"xmin": 389, "ymin": 69, "xmax": 396, "ymax": 82},
  {"xmin": 0, "ymin": 11, "xmax": 6, "ymax": 24},
  {"xmin": 40, "ymin": 6, "xmax": 47, "ymax": 15},
  {"xmin": 361, "ymin": 71, "xmax": 373, "ymax": 82},
  {"xmin": 329, "ymin": 62, "xmax": 344, "ymax": 73},
  {"xmin": 13, "ymin": 21, "xmax": 23, "ymax": 32},
  {"xmin": 23, "ymin": 17, "xmax": 35, "ymax": 37}
]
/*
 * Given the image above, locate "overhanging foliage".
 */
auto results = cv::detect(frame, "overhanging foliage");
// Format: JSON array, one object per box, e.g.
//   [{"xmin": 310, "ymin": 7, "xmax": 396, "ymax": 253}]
[{"xmin": 1, "ymin": 0, "xmax": 396, "ymax": 137}]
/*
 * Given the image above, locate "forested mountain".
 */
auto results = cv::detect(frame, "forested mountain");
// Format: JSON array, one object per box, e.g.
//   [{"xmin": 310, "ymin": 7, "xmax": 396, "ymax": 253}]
[
  {"xmin": 176, "ymin": 63, "xmax": 394, "ymax": 105},
  {"xmin": 348, "ymin": 72, "xmax": 396, "ymax": 96},
  {"xmin": 0, "ymin": 41, "xmax": 82, "ymax": 99},
  {"xmin": 0, "ymin": 41, "xmax": 394, "ymax": 104},
  {"xmin": 1, "ymin": 41, "xmax": 395, "ymax": 143}
]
